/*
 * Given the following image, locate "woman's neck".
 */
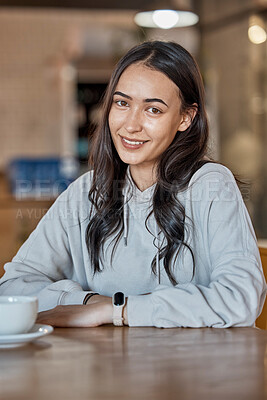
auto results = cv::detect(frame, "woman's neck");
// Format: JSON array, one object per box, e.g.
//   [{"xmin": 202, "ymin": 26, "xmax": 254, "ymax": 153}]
[{"xmin": 129, "ymin": 165, "xmax": 156, "ymax": 192}]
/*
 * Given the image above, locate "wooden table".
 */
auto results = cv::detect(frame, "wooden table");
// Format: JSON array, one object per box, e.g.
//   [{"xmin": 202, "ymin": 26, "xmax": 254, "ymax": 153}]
[{"xmin": 1, "ymin": 326, "xmax": 267, "ymax": 400}]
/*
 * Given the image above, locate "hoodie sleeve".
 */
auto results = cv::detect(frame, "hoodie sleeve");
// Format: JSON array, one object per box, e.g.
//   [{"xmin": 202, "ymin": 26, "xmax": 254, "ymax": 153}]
[
  {"xmin": 0, "ymin": 181, "xmax": 91, "ymax": 312},
  {"xmin": 127, "ymin": 167, "xmax": 267, "ymax": 328}
]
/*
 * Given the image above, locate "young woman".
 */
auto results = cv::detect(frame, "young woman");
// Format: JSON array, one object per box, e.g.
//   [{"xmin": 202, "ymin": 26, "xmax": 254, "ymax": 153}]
[{"xmin": 0, "ymin": 41, "xmax": 265, "ymax": 328}]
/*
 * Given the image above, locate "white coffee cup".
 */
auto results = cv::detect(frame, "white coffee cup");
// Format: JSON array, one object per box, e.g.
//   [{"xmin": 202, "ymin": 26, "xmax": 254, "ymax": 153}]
[{"xmin": 0, "ymin": 296, "xmax": 38, "ymax": 335}]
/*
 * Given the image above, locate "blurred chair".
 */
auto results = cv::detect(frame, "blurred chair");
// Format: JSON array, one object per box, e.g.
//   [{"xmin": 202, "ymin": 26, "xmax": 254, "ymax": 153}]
[{"xmin": 256, "ymin": 246, "xmax": 267, "ymax": 329}]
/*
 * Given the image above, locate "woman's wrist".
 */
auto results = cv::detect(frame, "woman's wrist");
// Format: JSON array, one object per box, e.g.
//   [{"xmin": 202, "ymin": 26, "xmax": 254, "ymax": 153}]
[{"xmin": 82, "ymin": 293, "xmax": 128, "ymax": 326}]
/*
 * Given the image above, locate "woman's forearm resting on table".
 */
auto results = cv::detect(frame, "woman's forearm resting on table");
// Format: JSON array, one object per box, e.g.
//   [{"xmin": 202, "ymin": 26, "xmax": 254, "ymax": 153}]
[
  {"xmin": 36, "ymin": 267, "xmax": 265, "ymax": 329},
  {"xmin": 1, "ymin": 260, "xmax": 265, "ymax": 328},
  {"xmin": 36, "ymin": 295, "xmax": 129, "ymax": 327}
]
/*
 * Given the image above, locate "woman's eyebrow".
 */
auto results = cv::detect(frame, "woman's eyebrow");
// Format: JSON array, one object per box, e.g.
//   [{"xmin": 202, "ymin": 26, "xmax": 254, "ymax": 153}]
[
  {"xmin": 113, "ymin": 91, "xmax": 169, "ymax": 108},
  {"xmin": 144, "ymin": 98, "xmax": 168, "ymax": 107},
  {"xmin": 113, "ymin": 91, "xmax": 132, "ymax": 100}
]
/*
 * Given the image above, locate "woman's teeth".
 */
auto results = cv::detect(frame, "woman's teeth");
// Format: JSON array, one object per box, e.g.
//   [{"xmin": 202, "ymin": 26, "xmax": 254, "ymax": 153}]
[{"xmin": 122, "ymin": 138, "xmax": 146, "ymax": 145}]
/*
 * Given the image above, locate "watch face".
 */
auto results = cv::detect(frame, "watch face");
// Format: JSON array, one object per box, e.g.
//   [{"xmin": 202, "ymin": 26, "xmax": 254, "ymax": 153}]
[{"xmin": 113, "ymin": 292, "xmax": 124, "ymax": 306}]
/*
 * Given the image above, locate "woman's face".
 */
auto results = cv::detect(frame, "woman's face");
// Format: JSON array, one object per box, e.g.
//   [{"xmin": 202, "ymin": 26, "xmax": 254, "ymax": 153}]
[{"xmin": 108, "ymin": 63, "xmax": 190, "ymax": 174}]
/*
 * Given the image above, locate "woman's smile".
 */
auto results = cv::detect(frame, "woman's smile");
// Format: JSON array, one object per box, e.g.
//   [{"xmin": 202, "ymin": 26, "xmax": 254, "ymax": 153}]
[{"xmin": 120, "ymin": 135, "xmax": 149, "ymax": 149}]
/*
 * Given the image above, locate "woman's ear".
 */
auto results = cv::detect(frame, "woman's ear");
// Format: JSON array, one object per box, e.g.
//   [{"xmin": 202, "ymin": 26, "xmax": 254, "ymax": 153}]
[{"xmin": 177, "ymin": 103, "xmax": 198, "ymax": 132}]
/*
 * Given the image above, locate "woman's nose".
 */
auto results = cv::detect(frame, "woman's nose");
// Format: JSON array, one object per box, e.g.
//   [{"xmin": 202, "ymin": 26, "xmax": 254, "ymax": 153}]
[{"xmin": 124, "ymin": 108, "xmax": 142, "ymax": 133}]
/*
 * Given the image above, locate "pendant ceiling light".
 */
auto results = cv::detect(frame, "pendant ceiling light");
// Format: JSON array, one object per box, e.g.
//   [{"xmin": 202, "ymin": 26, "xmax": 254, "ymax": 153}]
[{"xmin": 134, "ymin": 1, "xmax": 199, "ymax": 29}]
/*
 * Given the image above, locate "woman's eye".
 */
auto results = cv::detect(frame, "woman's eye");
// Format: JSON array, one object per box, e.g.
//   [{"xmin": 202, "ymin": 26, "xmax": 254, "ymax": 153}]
[
  {"xmin": 148, "ymin": 107, "xmax": 161, "ymax": 115},
  {"xmin": 116, "ymin": 100, "xmax": 128, "ymax": 107}
]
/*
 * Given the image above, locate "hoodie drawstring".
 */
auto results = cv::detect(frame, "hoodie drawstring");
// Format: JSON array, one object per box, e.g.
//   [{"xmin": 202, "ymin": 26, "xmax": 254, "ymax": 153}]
[
  {"xmin": 123, "ymin": 184, "xmax": 130, "ymax": 247},
  {"xmin": 123, "ymin": 202, "xmax": 129, "ymax": 247},
  {"xmin": 155, "ymin": 220, "xmax": 161, "ymax": 285}
]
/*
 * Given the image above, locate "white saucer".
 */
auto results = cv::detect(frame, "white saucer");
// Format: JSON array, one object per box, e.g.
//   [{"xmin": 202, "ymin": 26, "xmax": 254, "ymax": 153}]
[{"xmin": 0, "ymin": 324, "xmax": 54, "ymax": 349}]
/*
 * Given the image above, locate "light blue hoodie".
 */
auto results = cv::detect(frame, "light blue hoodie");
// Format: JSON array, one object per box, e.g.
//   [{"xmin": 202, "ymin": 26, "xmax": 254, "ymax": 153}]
[{"xmin": 0, "ymin": 163, "xmax": 266, "ymax": 328}]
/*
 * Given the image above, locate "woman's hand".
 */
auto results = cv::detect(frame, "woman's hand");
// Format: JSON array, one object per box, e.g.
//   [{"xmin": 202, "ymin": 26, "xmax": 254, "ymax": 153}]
[{"xmin": 36, "ymin": 295, "xmax": 113, "ymax": 327}]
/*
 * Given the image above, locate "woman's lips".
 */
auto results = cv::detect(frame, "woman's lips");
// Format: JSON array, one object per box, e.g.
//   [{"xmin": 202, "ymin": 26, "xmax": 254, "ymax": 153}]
[{"xmin": 120, "ymin": 136, "xmax": 148, "ymax": 150}]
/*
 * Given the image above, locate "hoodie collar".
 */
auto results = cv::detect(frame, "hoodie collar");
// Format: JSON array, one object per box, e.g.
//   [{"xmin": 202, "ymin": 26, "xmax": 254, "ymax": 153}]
[{"xmin": 123, "ymin": 167, "xmax": 156, "ymax": 204}]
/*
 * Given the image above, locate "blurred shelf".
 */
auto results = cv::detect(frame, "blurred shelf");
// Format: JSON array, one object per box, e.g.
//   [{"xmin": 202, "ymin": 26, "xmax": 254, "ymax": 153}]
[
  {"xmin": 0, "ymin": 173, "xmax": 56, "ymax": 208},
  {"xmin": 0, "ymin": 173, "xmax": 55, "ymax": 276}
]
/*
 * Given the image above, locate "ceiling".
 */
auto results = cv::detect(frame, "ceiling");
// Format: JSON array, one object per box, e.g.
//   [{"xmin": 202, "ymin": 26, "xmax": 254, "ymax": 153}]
[{"xmin": 0, "ymin": 0, "xmax": 148, "ymax": 9}]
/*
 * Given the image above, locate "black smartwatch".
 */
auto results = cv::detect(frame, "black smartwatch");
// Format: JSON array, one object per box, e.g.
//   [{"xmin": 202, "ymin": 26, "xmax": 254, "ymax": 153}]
[{"xmin": 112, "ymin": 292, "xmax": 125, "ymax": 326}]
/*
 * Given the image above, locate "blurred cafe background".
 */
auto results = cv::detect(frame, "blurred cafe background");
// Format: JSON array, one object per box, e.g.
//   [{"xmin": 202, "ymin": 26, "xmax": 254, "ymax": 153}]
[{"xmin": 0, "ymin": 0, "xmax": 266, "ymax": 275}]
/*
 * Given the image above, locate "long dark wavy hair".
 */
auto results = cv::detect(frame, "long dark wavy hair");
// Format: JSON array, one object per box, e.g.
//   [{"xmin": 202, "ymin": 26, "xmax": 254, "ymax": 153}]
[{"xmin": 86, "ymin": 40, "xmax": 210, "ymax": 285}]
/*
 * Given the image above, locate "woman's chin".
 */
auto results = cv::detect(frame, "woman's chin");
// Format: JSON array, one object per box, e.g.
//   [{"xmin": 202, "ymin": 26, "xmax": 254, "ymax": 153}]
[{"xmin": 117, "ymin": 153, "xmax": 142, "ymax": 166}]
